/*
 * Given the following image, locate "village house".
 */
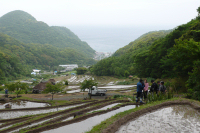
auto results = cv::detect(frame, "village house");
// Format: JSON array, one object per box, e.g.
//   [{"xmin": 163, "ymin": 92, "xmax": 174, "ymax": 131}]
[{"xmin": 32, "ymin": 79, "xmax": 56, "ymax": 93}]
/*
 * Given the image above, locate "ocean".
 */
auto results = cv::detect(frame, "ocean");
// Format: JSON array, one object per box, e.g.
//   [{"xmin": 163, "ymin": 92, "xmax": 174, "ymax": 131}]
[{"xmin": 67, "ymin": 25, "xmax": 174, "ymax": 52}]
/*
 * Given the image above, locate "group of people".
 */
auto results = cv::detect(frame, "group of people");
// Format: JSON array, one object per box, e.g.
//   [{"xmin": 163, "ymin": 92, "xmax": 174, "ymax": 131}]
[{"xmin": 135, "ymin": 79, "xmax": 166, "ymax": 104}]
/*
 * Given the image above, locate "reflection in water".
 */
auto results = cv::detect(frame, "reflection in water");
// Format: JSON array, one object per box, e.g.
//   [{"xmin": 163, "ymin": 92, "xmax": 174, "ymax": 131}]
[
  {"xmin": 0, "ymin": 101, "xmax": 50, "ymax": 109},
  {"xmin": 42, "ymin": 105, "xmax": 136, "ymax": 133},
  {"xmin": 67, "ymin": 85, "xmax": 137, "ymax": 93},
  {"xmin": 0, "ymin": 104, "xmax": 85, "ymax": 119},
  {"xmin": 117, "ymin": 105, "xmax": 200, "ymax": 133},
  {"xmin": 88, "ymin": 103, "xmax": 120, "ymax": 113}
]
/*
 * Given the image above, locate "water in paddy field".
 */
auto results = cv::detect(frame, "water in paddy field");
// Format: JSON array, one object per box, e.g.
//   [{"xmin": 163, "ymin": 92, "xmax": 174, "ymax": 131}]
[
  {"xmin": 117, "ymin": 105, "xmax": 200, "ymax": 133},
  {"xmin": 42, "ymin": 105, "xmax": 136, "ymax": 133},
  {"xmin": 0, "ymin": 100, "xmax": 50, "ymax": 109},
  {"xmin": 0, "ymin": 103, "xmax": 85, "ymax": 119}
]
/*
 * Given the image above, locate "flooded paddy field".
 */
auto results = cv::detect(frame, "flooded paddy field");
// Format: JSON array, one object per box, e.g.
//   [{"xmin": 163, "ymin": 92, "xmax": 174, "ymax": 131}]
[
  {"xmin": 117, "ymin": 105, "xmax": 200, "ymax": 133},
  {"xmin": 0, "ymin": 99, "xmax": 131, "ymax": 133},
  {"xmin": 88, "ymin": 103, "xmax": 120, "ymax": 113},
  {"xmin": 0, "ymin": 103, "xmax": 85, "ymax": 119},
  {"xmin": 0, "ymin": 100, "xmax": 50, "ymax": 109},
  {"xmin": 98, "ymin": 85, "xmax": 136, "ymax": 90},
  {"xmin": 66, "ymin": 85, "xmax": 136, "ymax": 94},
  {"xmin": 42, "ymin": 105, "xmax": 136, "ymax": 133}
]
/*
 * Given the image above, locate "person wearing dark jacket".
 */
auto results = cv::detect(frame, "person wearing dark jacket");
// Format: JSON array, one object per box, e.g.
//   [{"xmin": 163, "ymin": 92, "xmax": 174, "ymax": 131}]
[
  {"xmin": 150, "ymin": 80, "xmax": 158, "ymax": 94},
  {"xmin": 159, "ymin": 81, "xmax": 166, "ymax": 93},
  {"xmin": 157, "ymin": 81, "xmax": 160, "ymax": 94},
  {"xmin": 136, "ymin": 79, "xmax": 145, "ymax": 104}
]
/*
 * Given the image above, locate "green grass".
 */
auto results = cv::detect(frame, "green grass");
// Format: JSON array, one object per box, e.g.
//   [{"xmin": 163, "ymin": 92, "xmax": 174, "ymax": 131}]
[
  {"xmin": 0, "ymin": 91, "xmax": 5, "ymax": 94},
  {"xmin": 11, "ymin": 96, "xmax": 75, "ymax": 106}
]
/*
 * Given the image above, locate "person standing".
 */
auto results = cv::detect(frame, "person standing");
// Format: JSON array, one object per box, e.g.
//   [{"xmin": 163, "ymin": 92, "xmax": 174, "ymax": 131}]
[
  {"xmin": 157, "ymin": 81, "xmax": 160, "ymax": 94},
  {"xmin": 143, "ymin": 79, "xmax": 149, "ymax": 99},
  {"xmin": 150, "ymin": 80, "xmax": 158, "ymax": 94},
  {"xmin": 136, "ymin": 79, "xmax": 145, "ymax": 104},
  {"xmin": 159, "ymin": 81, "xmax": 166, "ymax": 93}
]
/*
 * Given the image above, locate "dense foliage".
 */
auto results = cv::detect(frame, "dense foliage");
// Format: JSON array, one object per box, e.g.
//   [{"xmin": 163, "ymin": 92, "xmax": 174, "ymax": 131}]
[
  {"xmin": 0, "ymin": 10, "xmax": 95, "ymax": 58},
  {"xmin": 0, "ymin": 10, "xmax": 97, "ymax": 84},
  {"xmin": 0, "ymin": 33, "xmax": 96, "ymax": 83},
  {"xmin": 91, "ymin": 30, "xmax": 171, "ymax": 77},
  {"xmin": 76, "ymin": 67, "xmax": 88, "ymax": 75}
]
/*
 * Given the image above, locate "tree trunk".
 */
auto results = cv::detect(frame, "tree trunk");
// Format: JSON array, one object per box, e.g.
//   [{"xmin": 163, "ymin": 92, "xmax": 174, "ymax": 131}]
[
  {"xmin": 90, "ymin": 88, "xmax": 92, "ymax": 99},
  {"xmin": 52, "ymin": 94, "xmax": 53, "ymax": 100},
  {"xmin": 89, "ymin": 93, "xmax": 91, "ymax": 99}
]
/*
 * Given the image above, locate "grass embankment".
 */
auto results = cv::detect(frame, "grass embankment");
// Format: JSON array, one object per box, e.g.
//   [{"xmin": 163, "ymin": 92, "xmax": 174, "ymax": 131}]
[
  {"xmin": 11, "ymin": 96, "xmax": 71, "ymax": 106},
  {"xmin": 1, "ymin": 95, "xmax": 94, "ymax": 107},
  {"xmin": 87, "ymin": 97, "xmax": 200, "ymax": 133}
]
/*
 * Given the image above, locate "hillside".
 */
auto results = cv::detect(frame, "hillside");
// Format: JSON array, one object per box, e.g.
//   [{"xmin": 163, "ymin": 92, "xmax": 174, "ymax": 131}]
[
  {"xmin": 91, "ymin": 30, "xmax": 171, "ymax": 76},
  {"xmin": 113, "ymin": 30, "xmax": 172, "ymax": 56},
  {"xmin": 0, "ymin": 32, "xmax": 96, "ymax": 83},
  {"xmin": 92, "ymin": 7, "xmax": 200, "ymax": 99},
  {"xmin": 0, "ymin": 10, "xmax": 95, "ymax": 58}
]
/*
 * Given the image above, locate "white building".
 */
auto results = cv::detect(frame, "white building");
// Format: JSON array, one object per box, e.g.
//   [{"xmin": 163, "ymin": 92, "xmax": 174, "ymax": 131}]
[
  {"xmin": 33, "ymin": 69, "xmax": 41, "ymax": 73},
  {"xmin": 59, "ymin": 64, "xmax": 78, "ymax": 71}
]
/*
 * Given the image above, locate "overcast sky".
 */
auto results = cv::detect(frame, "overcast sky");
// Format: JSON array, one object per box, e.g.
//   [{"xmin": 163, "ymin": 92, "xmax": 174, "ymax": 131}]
[{"xmin": 0, "ymin": 0, "xmax": 199, "ymax": 27}]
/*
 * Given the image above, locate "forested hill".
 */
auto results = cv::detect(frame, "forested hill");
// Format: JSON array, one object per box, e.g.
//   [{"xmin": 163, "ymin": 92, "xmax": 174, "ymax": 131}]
[
  {"xmin": 0, "ymin": 32, "xmax": 96, "ymax": 83},
  {"xmin": 113, "ymin": 30, "xmax": 172, "ymax": 56},
  {"xmin": 0, "ymin": 10, "xmax": 95, "ymax": 58},
  {"xmin": 91, "ymin": 7, "xmax": 200, "ymax": 99},
  {"xmin": 90, "ymin": 30, "xmax": 171, "ymax": 76}
]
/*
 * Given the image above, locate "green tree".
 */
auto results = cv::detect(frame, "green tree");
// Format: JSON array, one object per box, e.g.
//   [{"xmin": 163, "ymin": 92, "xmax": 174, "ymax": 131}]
[
  {"xmin": 124, "ymin": 70, "xmax": 130, "ymax": 78},
  {"xmin": 15, "ymin": 82, "xmax": 27, "ymax": 97},
  {"xmin": 80, "ymin": 79, "xmax": 98, "ymax": 99},
  {"xmin": 76, "ymin": 67, "xmax": 88, "ymax": 75},
  {"xmin": 186, "ymin": 60, "xmax": 200, "ymax": 100},
  {"xmin": 197, "ymin": 6, "xmax": 200, "ymax": 16},
  {"xmin": 6, "ymin": 82, "xmax": 27, "ymax": 97},
  {"xmin": 64, "ymin": 80, "xmax": 69, "ymax": 85},
  {"xmin": 44, "ymin": 82, "xmax": 63, "ymax": 100},
  {"xmin": 20, "ymin": 83, "xmax": 29, "ymax": 94}
]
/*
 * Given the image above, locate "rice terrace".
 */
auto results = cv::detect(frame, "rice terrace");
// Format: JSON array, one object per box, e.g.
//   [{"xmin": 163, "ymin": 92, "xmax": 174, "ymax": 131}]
[
  {"xmin": 0, "ymin": 1, "xmax": 200, "ymax": 133},
  {"xmin": 0, "ymin": 75, "xmax": 200, "ymax": 133}
]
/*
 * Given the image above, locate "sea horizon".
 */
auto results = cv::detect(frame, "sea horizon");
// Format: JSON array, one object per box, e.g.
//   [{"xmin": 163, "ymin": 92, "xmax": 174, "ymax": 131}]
[{"xmin": 67, "ymin": 25, "xmax": 176, "ymax": 53}]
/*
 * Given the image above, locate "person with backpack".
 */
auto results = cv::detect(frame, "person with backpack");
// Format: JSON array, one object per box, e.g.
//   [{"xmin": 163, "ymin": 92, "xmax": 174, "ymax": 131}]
[
  {"xmin": 150, "ymin": 80, "xmax": 158, "ymax": 94},
  {"xmin": 159, "ymin": 81, "xmax": 166, "ymax": 93},
  {"xmin": 136, "ymin": 79, "xmax": 145, "ymax": 104}
]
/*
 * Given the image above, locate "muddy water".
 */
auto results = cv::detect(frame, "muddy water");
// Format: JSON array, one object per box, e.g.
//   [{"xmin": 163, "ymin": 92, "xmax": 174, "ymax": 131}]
[
  {"xmin": 9, "ymin": 115, "xmax": 67, "ymax": 132},
  {"xmin": 0, "ymin": 101, "xmax": 50, "ymax": 109},
  {"xmin": 66, "ymin": 86, "xmax": 80, "ymax": 89},
  {"xmin": 119, "ymin": 90, "xmax": 132, "ymax": 93},
  {"xmin": 0, "ymin": 103, "xmax": 85, "ymax": 119},
  {"xmin": 66, "ymin": 85, "xmax": 136, "ymax": 93},
  {"xmin": 98, "ymin": 85, "xmax": 136, "ymax": 90},
  {"xmin": 88, "ymin": 103, "xmax": 120, "ymax": 113},
  {"xmin": 67, "ymin": 89, "xmax": 89, "ymax": 94},
  {"xmin": 62, "ymin": 116, "xmax": 73, "ymax": 122},
  {"xmin": 117, "ymin": 105, "xmax": 200, "ymax": 133},
  {"xmin": 42, "ymin": 105, "xmax": 136, "ymax": 133}
]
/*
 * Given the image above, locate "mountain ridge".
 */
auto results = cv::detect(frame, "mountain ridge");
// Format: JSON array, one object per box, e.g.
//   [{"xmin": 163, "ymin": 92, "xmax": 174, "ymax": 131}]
[{"xmin": 0, "ymin": 10, "xmax": 95, "ymax": 58}]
